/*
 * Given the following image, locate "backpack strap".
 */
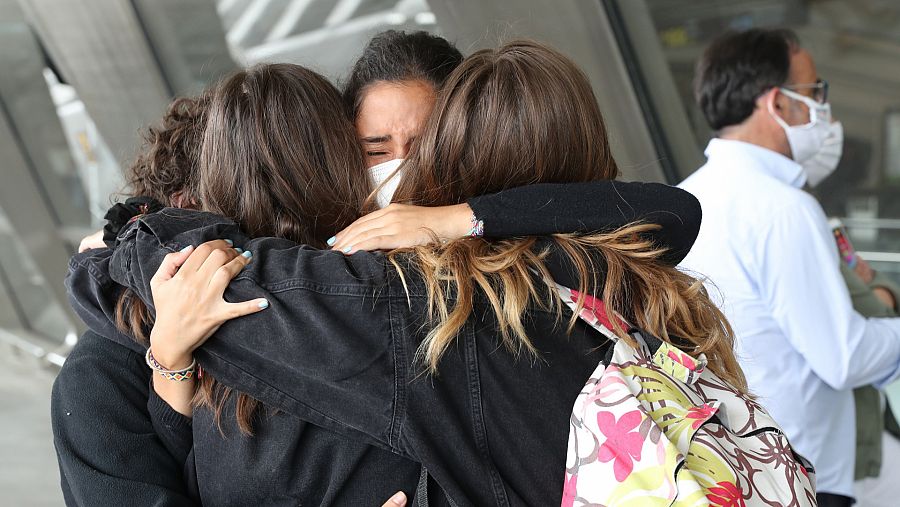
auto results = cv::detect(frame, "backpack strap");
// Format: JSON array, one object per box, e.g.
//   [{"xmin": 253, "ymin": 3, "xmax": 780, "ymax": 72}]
[
  {"xmin": 415, "ymin": 467, "xmax": 429, "ymax": 507},
  {"xmin": 415, "ymin": 467, "xmax": 458, "ymax": 507}
]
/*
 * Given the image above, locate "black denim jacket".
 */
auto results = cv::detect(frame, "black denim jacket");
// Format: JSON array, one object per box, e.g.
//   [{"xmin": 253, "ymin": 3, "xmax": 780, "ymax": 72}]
[{"xmin": 67, "ymin": 181, "xmax": 701, "ymax": 506}]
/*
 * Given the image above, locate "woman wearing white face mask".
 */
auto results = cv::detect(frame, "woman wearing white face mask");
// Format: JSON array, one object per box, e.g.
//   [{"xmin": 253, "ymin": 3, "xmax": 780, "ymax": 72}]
[
  {"xmin": 341, "ymin": 30, "xmax": 459, "ymax": 216},
  {"xmin": 336, "ymin": 31, "xmax": 700, "ymax": 255},
  {"xmin": 342, "ymin": 30, "xmax": 462, "ymax": 169}
]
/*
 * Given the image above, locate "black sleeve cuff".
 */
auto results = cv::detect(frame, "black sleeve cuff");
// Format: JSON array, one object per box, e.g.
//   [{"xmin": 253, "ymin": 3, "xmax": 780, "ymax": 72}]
[
  {"xmin": 148, "ymin": 381, "xmax": 193, "ymax": 464},
  {"xmin": 466, "ymin": 181, "xmax": 702, "ymax": 266}
]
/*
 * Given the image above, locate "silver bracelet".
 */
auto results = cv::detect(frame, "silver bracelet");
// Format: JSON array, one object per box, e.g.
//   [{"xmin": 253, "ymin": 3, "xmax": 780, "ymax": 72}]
[{"xmin": 468, "ymin": 214, "xmax": 484, "ymax": 237}]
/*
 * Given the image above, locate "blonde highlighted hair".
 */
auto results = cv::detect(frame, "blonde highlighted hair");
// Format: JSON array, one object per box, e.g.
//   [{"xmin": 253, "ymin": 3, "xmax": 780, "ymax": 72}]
[{"xmin": 391, "ymin": 40, "xmax": 747, "ymax": 392}]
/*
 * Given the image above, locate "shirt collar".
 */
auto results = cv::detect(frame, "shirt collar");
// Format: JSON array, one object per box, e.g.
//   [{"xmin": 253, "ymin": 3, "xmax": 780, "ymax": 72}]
[{"xmin": 704, "ymin": 138, "xmax": 807, "ymax": 188}]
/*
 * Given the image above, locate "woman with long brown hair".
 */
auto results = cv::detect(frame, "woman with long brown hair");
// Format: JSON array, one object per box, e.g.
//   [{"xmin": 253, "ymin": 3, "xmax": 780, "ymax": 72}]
[
  {"xmin": 71, "ymin": 43, "xmax": 733, "ymax": 504},
  {"xmin": 63, "ymin": 63, "xmax": 429, "ymax": 505}
]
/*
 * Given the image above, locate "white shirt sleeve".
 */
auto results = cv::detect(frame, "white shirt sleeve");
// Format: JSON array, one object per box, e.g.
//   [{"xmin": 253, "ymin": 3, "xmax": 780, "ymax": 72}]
[{"xmin": 758, "ymin": 194, "xmax": 900, "ymax": 390}]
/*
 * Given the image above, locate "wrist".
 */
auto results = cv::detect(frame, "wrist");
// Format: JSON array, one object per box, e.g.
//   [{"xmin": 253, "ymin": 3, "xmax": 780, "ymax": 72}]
[
  {"xmin": 149, "ymin": 346, "xmax": 193, "ymax": 371},
  {"xmin": 149, "ymin": 327, "xmax": 193, "ymax": 369},
  {"xmin": 448, "ymin": 203, "xmax": 476, "ymax": 239}
]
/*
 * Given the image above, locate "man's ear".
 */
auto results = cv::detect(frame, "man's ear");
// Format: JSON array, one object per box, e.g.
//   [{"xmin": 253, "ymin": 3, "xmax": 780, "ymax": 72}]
[{"xmin": 758, "ymin": 87, "xmax": 780, "ymax": 113}]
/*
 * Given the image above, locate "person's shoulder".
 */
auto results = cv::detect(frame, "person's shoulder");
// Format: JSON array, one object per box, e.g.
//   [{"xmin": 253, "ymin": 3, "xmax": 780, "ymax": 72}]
[
  {"xmin": 57, "ymin": 331, "xmax": 144, "ymax": 383},
  {"xmin": 68, "ymin": 248, "xmax": 113, "ymax": 282},
  {"xmin": 124, "ymin": 207, "xmax": 245, "ymax": 247},
  {"xmin": 52, "ymin": 331, "xmax": 154, "ymax": 452},
  {"xmin": 767, "ymin": 187, "xmax": 826, "ymax": 222}
]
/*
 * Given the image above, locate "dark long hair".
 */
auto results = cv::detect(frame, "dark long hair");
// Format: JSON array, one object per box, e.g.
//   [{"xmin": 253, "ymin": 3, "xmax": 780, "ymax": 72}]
[
  {"xmin": 118, "ymin": 64, "xmax": 372, "ymax": 435},
  {"xmin": 200, "ymin": 64, "xmax": 371, "ymax": 243}
]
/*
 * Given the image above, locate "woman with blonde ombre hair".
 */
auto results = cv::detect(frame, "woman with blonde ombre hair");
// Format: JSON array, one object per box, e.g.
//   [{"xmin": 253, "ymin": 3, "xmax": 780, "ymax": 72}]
[{"xmin": 74, "ymin": 41, "xmax": 739, "ymax": 504}]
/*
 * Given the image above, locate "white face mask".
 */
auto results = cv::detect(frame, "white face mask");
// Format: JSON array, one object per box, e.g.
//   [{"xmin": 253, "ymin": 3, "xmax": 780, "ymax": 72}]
[
  {"xmin": 803, "ymin": 120, "xmax": 843, "ymax": 187},
  {"xmin": 769, "ymin": 87, "xmax": 832, "ymax": 164},
  {"xmin": 368, "ymin": 158, "xmax": 405, "ymax": 208}
]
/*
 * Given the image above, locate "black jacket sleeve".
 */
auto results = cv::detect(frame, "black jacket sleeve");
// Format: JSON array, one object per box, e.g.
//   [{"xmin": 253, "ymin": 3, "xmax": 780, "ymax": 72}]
[
  {"xmin": 467, "ymin": 180, "xmax": 701, "ymax": 265},
  {"xmin": 65, "ymin": 249, "xmax": 145, "ymax": 354},
  {"xmin": 52, "ymin": 331, "xmax": 197, "ymax": 506},
  {"xmin": 102, "ymin": 211, "xmax": 404, "ymax": 453}
]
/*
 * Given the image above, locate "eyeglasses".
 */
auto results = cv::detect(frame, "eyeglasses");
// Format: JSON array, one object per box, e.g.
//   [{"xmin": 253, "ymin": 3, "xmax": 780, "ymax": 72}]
[{"xmin": 783, "ymin": 78, "xmax": 829, "ymax": 104}]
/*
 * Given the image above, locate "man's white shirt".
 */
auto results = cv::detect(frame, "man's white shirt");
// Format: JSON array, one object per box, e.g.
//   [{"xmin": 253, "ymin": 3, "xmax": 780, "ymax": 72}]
[{"xmin": 678, "ymin": 138, "xmax": 900, "ymax": 497}]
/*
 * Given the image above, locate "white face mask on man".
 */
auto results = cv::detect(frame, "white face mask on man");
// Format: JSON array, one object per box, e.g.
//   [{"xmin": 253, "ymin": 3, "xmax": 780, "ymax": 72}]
[
  {"xmin": 803, "ymin": 120, "xmax": 843, "ymax": 187},
  {"xmin": 769, "ymin": 87, "xmax": 843, "ymax": 187},
  {"xmin": 368, "ymin": 158, "xmax": 405, "ymax": 208}
]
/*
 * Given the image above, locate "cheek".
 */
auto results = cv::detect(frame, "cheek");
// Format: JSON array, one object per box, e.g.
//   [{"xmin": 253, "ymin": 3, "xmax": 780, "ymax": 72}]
[
  {"xmin": 395, "ymin": 144, "xmax": 411, "ymax": 159},
  {"xmin": 787, "ymin": 102, "xmax": 812, "ymax": 125}
]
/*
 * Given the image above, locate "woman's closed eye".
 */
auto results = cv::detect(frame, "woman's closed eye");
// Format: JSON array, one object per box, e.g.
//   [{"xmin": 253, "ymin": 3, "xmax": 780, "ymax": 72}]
[{"xmin": 365, "ymin": 149, "xmax": 393, "ymax": 165}]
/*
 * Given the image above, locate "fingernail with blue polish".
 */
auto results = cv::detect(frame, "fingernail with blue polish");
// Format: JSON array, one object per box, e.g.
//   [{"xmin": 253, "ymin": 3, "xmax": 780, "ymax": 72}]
[
  {"xmin": 326, "ymin": 236, "xmax": 336, "ymax": 246},
  {"xmin": 258, "ymin": 299, "xmax": 269, "ymax": 309},
  {"xmin": 180, "ymin": 245, "xmax": 192, "ymax": 253},
  {"xmin": 234, "ymin": 247, "xmax": 243, "ymax": 254},
  {"xmin": 224, "ymin": 239, "xmax": 234, "ymax": 246},
  {"xmin": 342, "ymin": 246, "xmax": 352, "ymax": 254},
  {"xmin": 241, "ymin": 250, "xmax": 252, "ymax": 259}
]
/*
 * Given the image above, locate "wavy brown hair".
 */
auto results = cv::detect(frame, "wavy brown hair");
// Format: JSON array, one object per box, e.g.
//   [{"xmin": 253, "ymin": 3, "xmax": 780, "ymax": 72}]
[
  {"xmin": 391, "ymin": 40, "xmax": 747, "ymax": 392},
  {"xmin": 124, "ymin": 94, "xmax": 208, "ymax": 206},
  {"xmin": 118, "ymin": 64, "xmax": 372, "ymax": 435},
  {"xmin": 190, "ymin": 64, "xmax": 371, "ymax": 434}
]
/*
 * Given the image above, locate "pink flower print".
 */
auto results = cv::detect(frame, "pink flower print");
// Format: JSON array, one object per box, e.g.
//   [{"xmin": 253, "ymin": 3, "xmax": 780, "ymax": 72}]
[
  {"xmin": 561, "ymin": 473, "xmax": 577, "ymax": 507},
  {"xmin": 667, "ymin": 349, "xmax": 697, "ymax": 370},
  {"xmin": 570, "ymin": 289, "xmax": 625, "ymax": 330},
  {"xmin": 596, "ymin": 410, "xmax": 645, "ymax": 482},
  {"xmin": 685, "ymin": 404, "xmax": 717, "ymax": 430},
  {"xmin": 706, "ymin": 481, "xmax": 746, "ymax": 507}
]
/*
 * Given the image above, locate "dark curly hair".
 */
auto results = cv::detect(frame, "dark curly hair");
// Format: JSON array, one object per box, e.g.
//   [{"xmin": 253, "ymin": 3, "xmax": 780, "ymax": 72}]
[
  {"xmin": 342, "ymin": 30, "xmax": 463, "ymax": 119},
  {"xmin": 124, "ymin": 93, "xmax": 210, "ymax": 206}
]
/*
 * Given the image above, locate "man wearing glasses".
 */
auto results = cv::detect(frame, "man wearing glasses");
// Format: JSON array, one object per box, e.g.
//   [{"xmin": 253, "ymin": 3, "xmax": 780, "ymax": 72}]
[{"xmin": 678, "ymin": 28, "xmax": 900, "ymax": 507}]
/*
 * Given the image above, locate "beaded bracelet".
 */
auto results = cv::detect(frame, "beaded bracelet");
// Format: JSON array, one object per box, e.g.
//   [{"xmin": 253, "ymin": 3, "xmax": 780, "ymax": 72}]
[
  {"xmin": 145, "ymin": 347, "xmax": 197, "ymax": 382},
  {"xmin": 468, "ymin": 214, "xmax": 484, "ymax": 237}
]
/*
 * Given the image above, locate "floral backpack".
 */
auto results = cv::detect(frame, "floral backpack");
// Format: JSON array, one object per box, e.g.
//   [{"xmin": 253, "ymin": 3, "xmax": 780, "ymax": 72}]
[{"xmin": 557, "ymin": 285, "xmax": 817, "ymax": 507}]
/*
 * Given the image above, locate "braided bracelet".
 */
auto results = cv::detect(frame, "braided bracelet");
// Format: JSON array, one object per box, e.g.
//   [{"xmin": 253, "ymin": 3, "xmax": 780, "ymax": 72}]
[{"xmin": 145, "ymin": 347, "xmax": 197, "ymax": 382}]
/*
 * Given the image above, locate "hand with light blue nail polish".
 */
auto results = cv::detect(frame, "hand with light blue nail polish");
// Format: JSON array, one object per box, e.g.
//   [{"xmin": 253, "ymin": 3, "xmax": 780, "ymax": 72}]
[{"xmin": 147, "ymin": 239, "xmax": 270, "ymax": 373}]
